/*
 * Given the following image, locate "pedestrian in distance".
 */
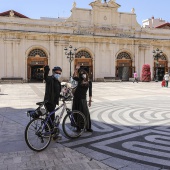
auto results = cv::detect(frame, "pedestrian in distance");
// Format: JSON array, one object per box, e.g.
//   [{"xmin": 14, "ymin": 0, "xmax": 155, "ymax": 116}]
[
  {"xmin": 133, "ymin": 71, "xmax": 138, "ymax": 83},
  {"xmin": 164, "ymin": 72, "xmax": 169, "ymax": 87},
  {"xmin": 72, "ymin": 65, "xmax": 93, "ymax": 132},
  {"xmin": 43, "ymin": 65, "xmax": 62, "ymax": 128}
]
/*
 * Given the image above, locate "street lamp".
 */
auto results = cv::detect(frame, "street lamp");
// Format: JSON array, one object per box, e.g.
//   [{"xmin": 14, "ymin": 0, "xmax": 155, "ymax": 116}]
[
  {"xmin": 153, "ymin": 48, "xmax": 163, "ymax": 82},
  {"xmin": 64, "ymin": 45, "xmax": 77, "ymax": 81}
]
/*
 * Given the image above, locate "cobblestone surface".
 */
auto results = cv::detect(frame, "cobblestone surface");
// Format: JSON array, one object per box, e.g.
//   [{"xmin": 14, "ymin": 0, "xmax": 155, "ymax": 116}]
[
  {"xmin": 1, "ymin": 82, "xmax": 170, "ymax": 169},
  {"xmin": 0, "ymin": 83, "xmax": 116, "ymax": 170},
  {"xmin": 0, "ymin": 147, "xmax": 114, "ymax": 170}
]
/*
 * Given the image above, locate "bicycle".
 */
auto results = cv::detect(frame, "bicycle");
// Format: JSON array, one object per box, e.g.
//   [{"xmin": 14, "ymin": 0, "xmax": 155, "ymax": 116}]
[{"xmin": 25, "ymin": 90, "xmax": 86, "ymax": 152}]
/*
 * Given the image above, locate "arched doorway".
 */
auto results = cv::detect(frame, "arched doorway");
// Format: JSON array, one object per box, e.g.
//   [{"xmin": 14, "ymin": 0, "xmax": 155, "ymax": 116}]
[
  {"xmin": 75, "ymin": 50, "xmax": 93, "ymax": 80},
  {"xmin": 154, "ymin": 54, "xmax": 168, "ymax": 81},
  {"xmin": 116, "ymin": 52, "xmax": 133, "ymax": 81},
  {"xmin": 27, "ymin": 49, "xmax": 48, "ymax": 81}
]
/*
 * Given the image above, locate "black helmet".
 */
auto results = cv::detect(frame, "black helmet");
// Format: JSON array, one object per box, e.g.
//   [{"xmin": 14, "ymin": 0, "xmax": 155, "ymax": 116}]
[{"xmin": 52, "ymin": 66, "xmax": 62, "ymax": 72}]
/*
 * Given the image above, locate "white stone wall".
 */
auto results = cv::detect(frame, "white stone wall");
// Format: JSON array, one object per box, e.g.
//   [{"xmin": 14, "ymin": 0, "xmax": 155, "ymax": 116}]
[
  {"xmin": 142, "ymin": 18, "xmax": 166, "ymax": 28},
  {"xmin": 0, "ymin": 0, "xmax": 170, "ymax": 81}
]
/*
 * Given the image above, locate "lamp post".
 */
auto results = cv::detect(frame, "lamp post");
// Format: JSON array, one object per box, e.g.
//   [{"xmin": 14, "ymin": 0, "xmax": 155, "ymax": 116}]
[
  {"xmin": 64, "ymin": 45, "xmax": 77, "ymax": 81},
  {"xmin": 153, "ymin": 48, "xmax": 163, "ymax": 82}
]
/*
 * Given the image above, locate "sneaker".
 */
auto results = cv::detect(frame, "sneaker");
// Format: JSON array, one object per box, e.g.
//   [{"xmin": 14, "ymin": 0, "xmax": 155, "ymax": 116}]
[
  {"xmin": 53, "ymin": 135, "xmax": 62, "ymax": 141},
  {"xmin": 86, "ymin": 129, "xmax": 93, "ymax": 132}
]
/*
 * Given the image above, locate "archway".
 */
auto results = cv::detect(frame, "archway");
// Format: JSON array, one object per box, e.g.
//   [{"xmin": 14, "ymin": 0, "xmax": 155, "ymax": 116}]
[
  {"xmin": 27, "ymin": 49, "xmax": 48, "ymax": 81},
  {"xmin": 116, "ymin": 52, "xmax": 133, "ymax": 81},
  {"xmin": 75, "ymin": 50, "xmax": 93, "ymax": 80},
  {"xmin": 154, "ymin": 54, "xmax": 168, "ymax": 81}
]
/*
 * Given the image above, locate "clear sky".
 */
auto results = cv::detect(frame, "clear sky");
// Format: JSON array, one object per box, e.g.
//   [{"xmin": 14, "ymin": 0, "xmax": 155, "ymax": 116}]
[{"xmin": 0, "ymin": 0, "xmax": 170, "ymax": 25}]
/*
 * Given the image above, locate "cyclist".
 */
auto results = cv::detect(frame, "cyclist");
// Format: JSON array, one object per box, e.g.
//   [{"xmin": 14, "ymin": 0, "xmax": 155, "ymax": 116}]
[{"xmin": 44, "ymin": 65, "xmax": 62, "ymax": 129}]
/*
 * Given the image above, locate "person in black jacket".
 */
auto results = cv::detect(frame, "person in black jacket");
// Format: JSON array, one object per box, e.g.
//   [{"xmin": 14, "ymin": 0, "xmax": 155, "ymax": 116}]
[
  {"xmin": 72, "ymin": 67, "xmax": 93, "ymax": 132},
  {"xmin": 44, "ymin": 65, "xmax": 62, "ymax": 128}
]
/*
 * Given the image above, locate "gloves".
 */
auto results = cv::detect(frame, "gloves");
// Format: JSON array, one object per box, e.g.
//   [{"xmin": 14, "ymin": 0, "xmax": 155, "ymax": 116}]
[{"xmin": 44, "ymin": 65, "xmax": 50, "ymax": 73}]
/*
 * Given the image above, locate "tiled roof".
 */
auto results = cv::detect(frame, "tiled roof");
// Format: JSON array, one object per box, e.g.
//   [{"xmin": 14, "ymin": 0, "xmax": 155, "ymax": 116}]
[
  {"xmin": 0, "ymin": 10, "xmax": 29, "ymax": 18},
  {"xmin": 156, "ymin": 22, "xmax": 170, "ymax": 28}
]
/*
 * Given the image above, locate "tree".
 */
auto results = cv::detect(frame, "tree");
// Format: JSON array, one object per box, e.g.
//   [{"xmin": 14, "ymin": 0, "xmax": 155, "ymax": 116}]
[{"xmin": 141, "ymin": 64, "xmax": 151, "ymax": 82}]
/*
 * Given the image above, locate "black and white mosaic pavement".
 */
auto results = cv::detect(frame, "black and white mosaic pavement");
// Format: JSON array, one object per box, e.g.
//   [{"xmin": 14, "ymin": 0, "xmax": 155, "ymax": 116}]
[
  {"xmin": 60, "ymin": 83, "xmax": 170, "ymax": 170},
  {"xmin": 1, "ymin": 82, "xmax": 170, "ymax": 170}
]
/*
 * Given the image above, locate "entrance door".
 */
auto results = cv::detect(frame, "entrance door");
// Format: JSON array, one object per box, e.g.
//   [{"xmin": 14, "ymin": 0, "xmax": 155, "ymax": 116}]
[
  {"xmin": 80, "ymin": 66, "xmax": 89, "ymax": 73},
  {"xmin": 158, "ymin": 67, "xmax": 165, "ymax": 81},
  {"xmin": 118, "ymin": 66, "xmax": 130, "ymax": 81},
  {"xmin": 75, "ymin": 50, "xmax": 93, "ymax": 80},
  {"xmin": 122, "ymin": 67, "xmax": 129, "ymax": 81},
  {"xmin": 154, "ymin": 58, "xmax": 167, "ymax": 81},
  {"xmin": 118, "ymin": 67, "xmax": 123, "ymax": 79},
  {"xmin": 116, "ymin": 52, "xmax": 132, "ymax": 81},
  {"xmin": 116, "ymin": 62, "xmax": 132, "ymax": 81},
  {"xmin": 27, "ymin": 49, "xmax": 48, "ymax": 82},
  {"xmin": 31, "ymin": 65, "xmax": 44, "ymax": 81}
]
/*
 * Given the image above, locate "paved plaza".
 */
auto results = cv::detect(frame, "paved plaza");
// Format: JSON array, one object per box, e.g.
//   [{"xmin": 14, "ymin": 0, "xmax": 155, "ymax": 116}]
[{"xmin": 0, "ymin": 82, "xmax": 170, "ymax": 170}]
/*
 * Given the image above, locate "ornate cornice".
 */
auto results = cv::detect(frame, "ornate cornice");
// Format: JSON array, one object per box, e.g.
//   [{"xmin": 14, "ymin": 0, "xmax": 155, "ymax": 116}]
[
  {"xmin": 90, "ymin": 0, "xmax": 120, "ymax": 9},
  {"xmin": 3, "ymin": 38, "xmax": 20, "ymax": 43}
]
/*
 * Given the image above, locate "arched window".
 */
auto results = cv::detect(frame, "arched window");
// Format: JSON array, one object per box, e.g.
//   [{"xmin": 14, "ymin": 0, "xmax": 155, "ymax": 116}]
[
  {"xmin": 28, "ymin": 49, "xmax": 47, "ymax": 57},
  {"xmin": 117, "ymin": 52, "xmax": 131, "ymax": 60},
  {"xmin": 75, "ymin": 51, "xmax": 91, "ymax": 58}
]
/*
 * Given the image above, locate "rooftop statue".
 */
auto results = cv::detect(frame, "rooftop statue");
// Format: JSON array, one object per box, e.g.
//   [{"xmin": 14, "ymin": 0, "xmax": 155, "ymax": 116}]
[
  {"xmin": 131, "ymin": 8, "xmax": 135, "ymax": 14},
  {"xmin": 72, "ymin": 1, "xmax": 76, "ymax": 8},
  {"xmin": 9, "ymin": 10, "xmax": 14, "ymax": 17}
]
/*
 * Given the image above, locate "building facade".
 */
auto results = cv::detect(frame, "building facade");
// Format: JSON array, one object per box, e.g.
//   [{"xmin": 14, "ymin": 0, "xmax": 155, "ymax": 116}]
[
  {"xmin": 0, "ymin": 0, "xmax": 170, "ymax": 82},
  {"xmin": 142, "ymin": 16, "xmax": 166, "ymax": 28}
]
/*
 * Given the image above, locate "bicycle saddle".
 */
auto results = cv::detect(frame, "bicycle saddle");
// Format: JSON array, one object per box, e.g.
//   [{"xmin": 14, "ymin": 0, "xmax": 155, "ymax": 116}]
[
  {"xmin": 36, "ymin": 101, "xmax": 44, "ymax": 106},
  {"xmin": 36, "ymin": 100, "xmax": 48, "ymax": 106}
]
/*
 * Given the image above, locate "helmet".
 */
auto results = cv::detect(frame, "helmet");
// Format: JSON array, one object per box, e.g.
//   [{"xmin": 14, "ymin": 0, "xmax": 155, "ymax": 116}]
[{"xmin": 52, "ymin": 66, "xmax": 62, "ymax": 72}]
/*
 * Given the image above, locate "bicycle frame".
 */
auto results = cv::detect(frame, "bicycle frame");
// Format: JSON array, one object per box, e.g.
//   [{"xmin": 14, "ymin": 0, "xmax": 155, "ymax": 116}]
[
  {"xmin": 25, "ymin": 93, "xmax": 86, "ymax": 151},
  {"xmin": 41, "ymin": 101, "xmax": 70, "ymax": 134}
]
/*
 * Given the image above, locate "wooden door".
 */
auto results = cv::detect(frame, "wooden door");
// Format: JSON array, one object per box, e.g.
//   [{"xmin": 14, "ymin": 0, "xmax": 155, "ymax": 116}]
[{"xmin": 74, "ymin": 58, "xmax": 93, "ymax": 80}]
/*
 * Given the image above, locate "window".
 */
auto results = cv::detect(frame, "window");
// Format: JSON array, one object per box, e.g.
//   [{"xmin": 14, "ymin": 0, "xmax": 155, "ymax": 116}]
[
  {"xmin": 117, "ymin": 52, "xmax": 131, "ymax": 60},
  {"xmin": 75, "ymin": 51, "xmax": 91, "ymax": 58},
  {"xmin": 28, "ymin": 49, "xmax": 47, "ymax": 57}
]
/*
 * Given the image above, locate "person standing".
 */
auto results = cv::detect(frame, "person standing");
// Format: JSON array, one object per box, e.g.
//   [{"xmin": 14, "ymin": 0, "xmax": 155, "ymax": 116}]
[
  {"xmin": 164, "ymin": 72, "xmax": 169, "ymax": 87},
  {"xmin": 43, "ymin": 65, "xmax": 62, "ymax": 128},
  {"xmin": 133, "ymin": 71, "xmax": 138, "ymax": 83},
  {"xmin": 72, "ymin": 67, "xmax": 93, "ymax": 132}
]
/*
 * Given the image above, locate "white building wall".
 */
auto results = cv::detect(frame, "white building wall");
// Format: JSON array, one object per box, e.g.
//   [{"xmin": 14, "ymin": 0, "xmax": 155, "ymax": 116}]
[
  {"xmin": 142, "ymin": 17, "xmax": 166, "ymax": 28},
  {"xmin": 0, "ymin": 1, "xmax": 170, "ymax": 81},
  {"xmin": 0, "ymin": 39, "xmax": 5, "ymax": 78}
]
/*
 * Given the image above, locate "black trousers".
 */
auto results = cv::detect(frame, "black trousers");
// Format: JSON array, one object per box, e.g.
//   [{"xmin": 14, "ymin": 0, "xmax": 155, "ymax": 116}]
[
  {"xmin": 166, "ymin": 80, "xmax": 168, "ymax": 87},
  {"xmin": 45, "ymin": 102, "xmax": 56, "ymax": 128}
]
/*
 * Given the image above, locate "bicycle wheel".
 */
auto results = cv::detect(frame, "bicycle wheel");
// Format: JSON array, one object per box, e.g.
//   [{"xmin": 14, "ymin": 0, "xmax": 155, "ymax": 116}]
[
  {"xmin": 62, "ymin": 110, "xmax": 86, "ymax": 139},
  {"xmin": 25, "ymin": 118, "xmax": 52, "ymax": 151}
]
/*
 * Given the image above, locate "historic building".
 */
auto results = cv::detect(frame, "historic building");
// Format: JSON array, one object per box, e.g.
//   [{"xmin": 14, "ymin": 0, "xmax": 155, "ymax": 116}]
[
  {"xmin": 0, "ymin": 0, "xmax": 170, "ymax": 82},
  {"xmin": 142, "ymin": 16, "xmax": 166, "ymax": 28}
]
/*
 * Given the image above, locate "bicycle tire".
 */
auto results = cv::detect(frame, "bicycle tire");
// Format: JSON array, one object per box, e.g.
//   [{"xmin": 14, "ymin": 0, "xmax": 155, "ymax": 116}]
[
  {"xmin": 25, "ymin": 118, "xmax": 52, "ymax": 151},
  {"xmin": 62, "ymin": 110, "xmax": 86, "ymax": 139}
]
